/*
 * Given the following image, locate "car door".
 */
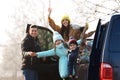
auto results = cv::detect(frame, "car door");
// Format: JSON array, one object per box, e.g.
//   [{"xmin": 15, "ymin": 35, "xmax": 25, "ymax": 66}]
[
  {"xmin": 88, "ymin": 19, "xmax": 109, "ymax": 80},
  {"xmin": 102, "ymin": 14, "xmax": 120, "ymax": 80}
]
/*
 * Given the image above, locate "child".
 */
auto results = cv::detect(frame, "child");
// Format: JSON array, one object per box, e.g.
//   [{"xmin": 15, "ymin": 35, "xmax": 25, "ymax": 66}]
[
  {"xmin": 68, "ymin": 38, "xmax": 92, "ymax": 80},
  {"xmin": 68, "ymin": 37, "xmax": 79, "ymax": 80}
]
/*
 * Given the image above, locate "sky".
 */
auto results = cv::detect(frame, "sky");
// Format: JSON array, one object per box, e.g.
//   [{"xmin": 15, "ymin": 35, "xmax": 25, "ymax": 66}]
[{"xmin": 0, "ymin": 0, "xmax": 17, "ymax": 44}]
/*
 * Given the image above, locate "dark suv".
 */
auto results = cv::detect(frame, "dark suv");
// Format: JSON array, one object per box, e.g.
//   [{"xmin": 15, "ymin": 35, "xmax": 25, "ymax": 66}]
[{"xmin": 88, "ymin": 14, "xmax": 120, "ymax": 80}]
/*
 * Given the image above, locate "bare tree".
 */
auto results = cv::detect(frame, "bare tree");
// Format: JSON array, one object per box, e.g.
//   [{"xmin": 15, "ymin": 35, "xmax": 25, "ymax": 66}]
[
  {"xmin": 0, "ymin": 0, "xmax": 46, "ymax": 80},
  {"xmin": 71, "ymin": 0, "xmax": 120, "ymax": 23}
]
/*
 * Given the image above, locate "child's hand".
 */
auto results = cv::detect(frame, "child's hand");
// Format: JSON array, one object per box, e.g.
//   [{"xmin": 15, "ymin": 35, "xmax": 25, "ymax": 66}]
[
  {"xmin": 28, "ymin": 52, "xmax": 37, "ymax": 56},
  {"xmin": 69, "ymin": 75, "xmax": 74, "ymax": 80},
  {"xmin": 69, "ymin": 75, "xmax": 73, "ymax": 78}
]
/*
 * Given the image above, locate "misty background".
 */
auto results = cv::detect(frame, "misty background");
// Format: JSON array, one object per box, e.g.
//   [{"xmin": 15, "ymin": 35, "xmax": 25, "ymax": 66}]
[{"xmin": 0, "ymin": 0, "xmax": 120, "ymax": 80}]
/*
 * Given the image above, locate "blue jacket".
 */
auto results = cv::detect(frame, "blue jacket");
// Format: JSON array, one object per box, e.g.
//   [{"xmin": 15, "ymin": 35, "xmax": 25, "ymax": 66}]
[{"xmin": 37, "ymin": 43, "xmax": 68, "ymax": 78}]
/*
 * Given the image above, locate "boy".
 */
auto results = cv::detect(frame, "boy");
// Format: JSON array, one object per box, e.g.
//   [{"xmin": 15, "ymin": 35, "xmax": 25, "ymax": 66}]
[{"xmin": 68, "ymin": 37, "xmax": 79, "ymax": 80}]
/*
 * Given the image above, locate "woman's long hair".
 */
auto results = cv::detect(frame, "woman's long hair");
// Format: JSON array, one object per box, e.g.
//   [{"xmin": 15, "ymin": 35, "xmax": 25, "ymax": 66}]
[{"xmin": 60, "ymin": 23, "xmax": 70, "ymax": 40}]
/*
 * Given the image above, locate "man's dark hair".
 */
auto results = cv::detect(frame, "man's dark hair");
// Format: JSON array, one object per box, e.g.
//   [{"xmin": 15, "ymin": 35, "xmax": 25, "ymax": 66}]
[{"xmin": 26, "ymin": 24, "xmax": 38, "ymax": 33}]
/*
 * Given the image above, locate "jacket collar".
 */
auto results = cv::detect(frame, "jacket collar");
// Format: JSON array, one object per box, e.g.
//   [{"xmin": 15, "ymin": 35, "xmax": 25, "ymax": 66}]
[{"xmin": 27, "ymin": 34, "xmax": 37, "ymax": 40}]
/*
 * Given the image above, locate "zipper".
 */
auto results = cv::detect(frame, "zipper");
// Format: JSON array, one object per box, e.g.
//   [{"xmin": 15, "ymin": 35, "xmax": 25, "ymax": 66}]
[{"xmin": 31, "ymin": 57, "xmax": 33, "ymax": 65}]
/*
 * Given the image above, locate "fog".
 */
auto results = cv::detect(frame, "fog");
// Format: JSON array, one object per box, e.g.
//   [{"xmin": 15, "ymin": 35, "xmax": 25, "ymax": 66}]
[{"xmin": 0, "ymin": 0, "xmax": 119, "ymax": 79}]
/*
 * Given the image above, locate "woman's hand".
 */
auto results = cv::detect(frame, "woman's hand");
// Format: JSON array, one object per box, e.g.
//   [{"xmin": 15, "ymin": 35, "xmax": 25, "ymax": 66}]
[{"xmin": 48, "ymin": 8, "xmax": 52, "ymax": 17}]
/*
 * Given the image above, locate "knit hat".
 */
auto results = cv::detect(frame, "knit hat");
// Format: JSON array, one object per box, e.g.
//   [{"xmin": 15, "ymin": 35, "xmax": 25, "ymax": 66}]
[
  {"xmin": 61, "ymin": 15, "xmax": 70, "ymax": 22},
  {"xmin": 53, "ymin": 31, "xmax": 64, "ymax": 43},
  {"xmin": 68, "ymin": 36, "xmax": 78, "ymax": 45}
]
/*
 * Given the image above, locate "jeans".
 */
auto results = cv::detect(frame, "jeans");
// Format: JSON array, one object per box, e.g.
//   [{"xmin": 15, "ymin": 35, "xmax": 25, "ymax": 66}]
[{"xmin": 22, "ymin": 69, "xmax": 38, "ymax": 80}]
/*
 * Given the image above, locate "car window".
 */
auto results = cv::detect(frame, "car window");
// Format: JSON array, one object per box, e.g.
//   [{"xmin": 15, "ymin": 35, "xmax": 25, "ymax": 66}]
[
  {"xmin": 109, "ymin": 18, "xmax": 120, "ymax": 52},
  {"xmin": 37, "ymin": 26, "xmax": 53, "ymax": 51}
]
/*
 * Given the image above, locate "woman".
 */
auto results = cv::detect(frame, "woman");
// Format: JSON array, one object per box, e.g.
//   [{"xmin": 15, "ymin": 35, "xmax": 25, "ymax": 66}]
[{"xmin": 48, "ymin": 8, "xmax": 95, "ymax": 41}]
